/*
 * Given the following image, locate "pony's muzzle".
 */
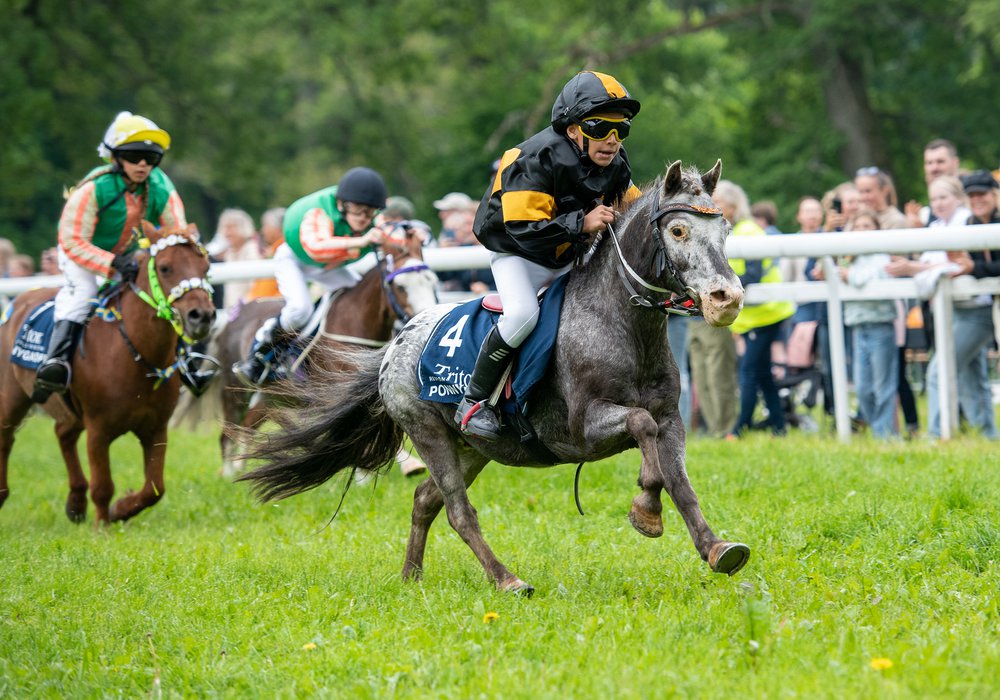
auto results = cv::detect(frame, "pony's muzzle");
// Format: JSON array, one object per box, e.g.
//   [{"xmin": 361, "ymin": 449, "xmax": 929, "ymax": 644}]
[
  {"xmin": 184, "ymin": 306, "xmax": 217, "ymax": 341},
  {"xmin": 700, "ymin": 283, "xmax": 744, "ymax": 327}
]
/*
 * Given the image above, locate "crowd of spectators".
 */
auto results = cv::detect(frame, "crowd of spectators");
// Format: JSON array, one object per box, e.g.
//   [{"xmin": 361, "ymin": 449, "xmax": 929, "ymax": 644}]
[{"xmin": 669, "ymin": 138, "xmax": 1000, "ymax": 442}]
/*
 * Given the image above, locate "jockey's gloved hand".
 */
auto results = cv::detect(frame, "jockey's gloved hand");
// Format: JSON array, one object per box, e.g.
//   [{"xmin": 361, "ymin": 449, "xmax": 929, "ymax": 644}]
[{"xmin": 111, "ymin": 254, "xmax": 140, "ymax": 283}]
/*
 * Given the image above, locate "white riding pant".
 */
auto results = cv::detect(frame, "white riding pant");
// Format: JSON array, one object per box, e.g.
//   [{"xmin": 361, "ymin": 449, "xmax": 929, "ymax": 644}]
[
  {"xmin": 53, "ymin": 248, "xmax": 102, "ymax": 323},
  {"xmin": 259, "ymin": 243, "xmax": 362, "ymax": 341},
  {"xmin": 490, "ymin": 252, "xmax": 571, "ymax": 348}
]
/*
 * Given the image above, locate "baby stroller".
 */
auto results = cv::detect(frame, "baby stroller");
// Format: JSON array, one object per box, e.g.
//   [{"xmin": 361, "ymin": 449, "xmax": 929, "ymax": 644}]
[{"xmin": 753, "ymin": 320, "xmax": 824, "ymax": 433}]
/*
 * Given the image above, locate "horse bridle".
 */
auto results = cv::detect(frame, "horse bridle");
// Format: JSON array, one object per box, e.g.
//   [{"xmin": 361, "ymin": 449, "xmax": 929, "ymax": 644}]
[
  {"xmin": 115, "ymin": 233, "xmax": 215, "ymax": 388},
  {"xmin": 605, "ymin": 193, "xmax": 723, "ymax": 317},
  {"xmin": 129, "ymin": 233, "xmax": 215, "ymax": 343},
  {"xmin": 379, "ymin": 251, "xmax": 433, "ymax": 324}
]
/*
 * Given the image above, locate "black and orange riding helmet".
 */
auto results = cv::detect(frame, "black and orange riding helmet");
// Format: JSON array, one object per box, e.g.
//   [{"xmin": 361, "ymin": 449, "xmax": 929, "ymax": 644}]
[{"xmin": 550, "ymin": 71, "xmax": 641, "ymax": 134}]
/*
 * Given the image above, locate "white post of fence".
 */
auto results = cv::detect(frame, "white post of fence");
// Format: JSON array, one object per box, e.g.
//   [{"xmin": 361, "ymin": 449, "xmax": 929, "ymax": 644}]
[
  {"xmin": 931, "ymin": 277, "xmax": 958, "ymax": 439},
  {"xmin": 821, "ymin": 256, "xmax": 852, "ymax": 442}
]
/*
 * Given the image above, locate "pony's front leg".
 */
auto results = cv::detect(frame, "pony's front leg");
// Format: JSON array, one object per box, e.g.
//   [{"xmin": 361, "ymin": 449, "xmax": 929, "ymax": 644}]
[
  {"xmin": 85, "ymin": 430, "xmax": 116, "ymax": 526},
  {"xmin": 581, "ymin": 400, "xmax": 666, "ymax": 538},
  {"xmin": 655, "ymin": 428, "xmax": 750, "ymax": 576},
  {"xmin": 55, "ymin": 422, "xmax": 88, "ymax": 523},
  {"xmin": 110, "ymin": 428, "xmax": 167, "ymax": 522}
]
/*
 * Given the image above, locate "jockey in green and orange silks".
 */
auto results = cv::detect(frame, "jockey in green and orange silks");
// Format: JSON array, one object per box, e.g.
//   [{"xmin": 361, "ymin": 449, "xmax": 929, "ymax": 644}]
[{"xmin": 32, "ymin": 112, "xmax": 187, "ymax": 403}]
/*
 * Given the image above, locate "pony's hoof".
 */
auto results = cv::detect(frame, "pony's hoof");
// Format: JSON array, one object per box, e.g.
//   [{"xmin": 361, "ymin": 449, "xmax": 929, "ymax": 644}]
[
  {"xmin": 628, "ymin": 505, "xmax": 663, "ymax": 538},
  {"xmin": 708, "ymin": 541, "xmax": 750, "ymax": 576},
  {"xmin": 65, "ymin": 504, "xmax": 86, "ymax": 523},
  {"xmin": 65, "ymin": 492, "xmax": 87, "ymax": 523},
  {"xmin": 500, "ymin": 578, "xmax": 534, "ymax": 597},
  {"xmin": 399, "ymin": 456, "xmax": 427, "ymax": 477}
]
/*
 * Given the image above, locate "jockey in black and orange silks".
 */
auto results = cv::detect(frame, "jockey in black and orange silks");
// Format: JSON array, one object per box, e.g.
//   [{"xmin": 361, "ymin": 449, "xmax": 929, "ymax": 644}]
[
  {"xmin": 32, "ymin": 112, "xmax": 186, "ymax": 403},
  {"xmin": 455, "ymin": 70, "xmax": 643, "ymax": 440}
]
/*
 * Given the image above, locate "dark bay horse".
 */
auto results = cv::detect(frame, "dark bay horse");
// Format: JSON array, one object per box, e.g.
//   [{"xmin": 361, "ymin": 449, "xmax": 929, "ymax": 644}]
[
  {"xmin": 205, "ymin": 225, "xmax": 439, "ymax": 475},
  {"xmin": 239, "ymin": 161, "xmax": 746, "ymax": 594},
  {"xmin": 0, "ymin": 222, "xmax": 215, "ymax": 525}
]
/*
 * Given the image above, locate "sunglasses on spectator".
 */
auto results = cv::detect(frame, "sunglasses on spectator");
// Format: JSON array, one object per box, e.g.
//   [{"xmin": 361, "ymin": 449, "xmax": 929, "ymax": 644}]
[
  {"xmin": 576, "ymin": 116, "xmax": 631, "ymax": 141},
  {"xmin": 117, "ymin": 150, "xmax": 163, "ymax": 167},
  {"xmin": 855, "ymin": 166, "xmax": 880, "ymax": 177}
]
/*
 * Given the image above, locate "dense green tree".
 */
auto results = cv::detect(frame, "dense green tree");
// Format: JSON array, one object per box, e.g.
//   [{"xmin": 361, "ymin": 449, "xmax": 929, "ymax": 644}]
[{"xmin": 1, "ymin": 0, "xmax": 995, "ymax": 258}]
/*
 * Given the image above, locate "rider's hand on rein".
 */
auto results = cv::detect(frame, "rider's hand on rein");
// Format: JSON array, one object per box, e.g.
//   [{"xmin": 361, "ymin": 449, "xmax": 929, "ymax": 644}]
[{"xmin": 111, "ymin": 254, "xmax": 140, "ymax": 283}]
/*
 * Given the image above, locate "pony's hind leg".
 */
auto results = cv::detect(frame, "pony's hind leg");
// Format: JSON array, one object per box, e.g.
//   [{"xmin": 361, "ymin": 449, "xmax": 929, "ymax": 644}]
[
  {"xmin": 0, "ymin": 391, "xmax": 33, "ymax": 511},
  {"xmin": 406, "ymin": 430, "xmax": 531, "ymax": 594},
  {"xmin": 109, "ymin": 427, "xmax": 167, "ymax": 522},
  {"xmin": 403, "ymin": 477, "xmax": 444, "ymax": 581},
  {"xmin": 55, "ymin": 422, "xmax": 88, "ymax": 523},
  {"xmin": 402, "ymin": 447, "xmax": 488, "ymax": 579}
]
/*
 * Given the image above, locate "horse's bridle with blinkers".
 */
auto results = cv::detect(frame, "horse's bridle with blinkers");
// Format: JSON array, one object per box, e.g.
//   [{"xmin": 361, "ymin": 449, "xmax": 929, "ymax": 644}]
[{"xmin": 605, "ymin": 190, "xmax": 723, "ymax": 317}]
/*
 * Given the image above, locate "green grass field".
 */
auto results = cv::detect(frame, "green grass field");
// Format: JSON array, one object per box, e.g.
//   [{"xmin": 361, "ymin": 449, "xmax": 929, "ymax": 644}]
[{"xmin": 1, "ymin": 414, "xmax": 998, "ymax": 699}]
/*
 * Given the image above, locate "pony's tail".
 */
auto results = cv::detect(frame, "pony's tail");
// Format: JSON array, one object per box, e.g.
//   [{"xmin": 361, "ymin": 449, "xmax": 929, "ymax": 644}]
[{"xmin": 234, "ymin": 347, "xmax": 403, "ymax": 502}]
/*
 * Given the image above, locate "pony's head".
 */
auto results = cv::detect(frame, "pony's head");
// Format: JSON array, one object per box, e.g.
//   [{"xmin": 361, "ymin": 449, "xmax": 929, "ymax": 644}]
[
  {"xmin": 135, "ymin": 221, "xmax": 217, "ymax": 341},
  {"xmin": 637, "ymin": 160, "xmax": 744, "ymax": 326},
  {"xmin": 380, "ymin": 220, "xmax": 439, "ymax": 321}
]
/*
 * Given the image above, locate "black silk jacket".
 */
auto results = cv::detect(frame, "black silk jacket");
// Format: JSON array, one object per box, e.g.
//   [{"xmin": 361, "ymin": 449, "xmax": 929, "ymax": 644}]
[{"xmin": 474, "ymin": 126, "xmax": 638, "ymax": 269}]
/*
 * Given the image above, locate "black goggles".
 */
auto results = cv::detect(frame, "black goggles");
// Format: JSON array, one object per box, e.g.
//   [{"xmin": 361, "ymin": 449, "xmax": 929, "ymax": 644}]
[
  {"xmin": 117, "ymin": 150, "xmax": 163, "ymax": 167},
  {"xmin": 577, "ymin": 116, "xmax": 631, "ymax": 141}
]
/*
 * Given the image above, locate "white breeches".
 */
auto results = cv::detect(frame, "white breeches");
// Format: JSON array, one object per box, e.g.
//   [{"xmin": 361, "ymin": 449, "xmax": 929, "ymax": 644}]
[
  {"xmin": 490, "ymin": 252, "xmax": 571, "ymax": 348},
  {"xmin": 269, "ymin": 243, "xmax": 362, "ymax": 335},
  {"xmin": 53, "ymin": 248, "xmax": 101, "ymax": 322}
]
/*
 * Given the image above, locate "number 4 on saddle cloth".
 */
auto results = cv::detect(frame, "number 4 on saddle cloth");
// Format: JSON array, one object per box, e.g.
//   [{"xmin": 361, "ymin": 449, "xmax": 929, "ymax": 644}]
[
  {"xmin": 417, "ymin": 275, "xmax": 569, "ymax": 453},
  {"xmin": 3, "ymin": 288, "xmax": 220, "ymax": 396}
]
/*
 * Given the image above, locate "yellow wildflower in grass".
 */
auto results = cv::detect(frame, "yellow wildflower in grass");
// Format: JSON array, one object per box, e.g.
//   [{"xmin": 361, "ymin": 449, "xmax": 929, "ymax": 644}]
[
  {"xmin": 302, "ymin": 643, "xmax": 318, "ymax": 651},
  {"xmin": 869, "ymin": 657, "xmax": 893, "ymax": 671},
  {"xmin": 483, "ymin": 612, "xmax": 499, "ymax": 624}
]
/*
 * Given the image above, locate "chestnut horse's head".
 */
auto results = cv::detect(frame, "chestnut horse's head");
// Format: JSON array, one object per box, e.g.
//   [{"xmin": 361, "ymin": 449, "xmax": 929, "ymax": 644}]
[{"xmin": 135, "ymin": 221, "xmax": 216, "ymax": 341}]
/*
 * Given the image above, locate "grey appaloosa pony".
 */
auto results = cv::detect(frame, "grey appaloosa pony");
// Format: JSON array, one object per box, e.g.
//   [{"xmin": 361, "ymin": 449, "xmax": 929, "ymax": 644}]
[{"xmin": 238, "ymin": 160, "xmax": 746, "ymax": 595}]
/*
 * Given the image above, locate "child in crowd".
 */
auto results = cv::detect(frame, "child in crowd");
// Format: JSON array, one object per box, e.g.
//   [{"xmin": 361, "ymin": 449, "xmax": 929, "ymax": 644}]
[{"xmin": 838, "ymin": 210, "xmax": 899, "ymax": 439}]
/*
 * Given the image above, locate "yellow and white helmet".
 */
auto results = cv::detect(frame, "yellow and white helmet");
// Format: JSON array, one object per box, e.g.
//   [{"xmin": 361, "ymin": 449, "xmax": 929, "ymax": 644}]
[{"xmin": 97, "ymin": 111, "xmax": 171, "ymax": 160}]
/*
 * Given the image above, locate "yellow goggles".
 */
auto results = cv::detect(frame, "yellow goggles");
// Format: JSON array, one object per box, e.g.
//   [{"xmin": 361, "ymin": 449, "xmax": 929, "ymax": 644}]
[{"xmin": 577, "ymin": 116, "xmax": 631, "ymax": 141}]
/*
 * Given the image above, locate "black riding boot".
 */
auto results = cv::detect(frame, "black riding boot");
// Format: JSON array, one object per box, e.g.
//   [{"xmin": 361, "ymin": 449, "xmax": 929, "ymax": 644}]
[
  {"xmin": 233, "ymin": 318, "xmax": 292, "ymax": 387},
  {"xmin": 454, "ymin": 327, "xmax": 515, "ymax": 440},
  {"xmin": 32, "ymin": 320, "xmax": 85, "ymax": 403}
]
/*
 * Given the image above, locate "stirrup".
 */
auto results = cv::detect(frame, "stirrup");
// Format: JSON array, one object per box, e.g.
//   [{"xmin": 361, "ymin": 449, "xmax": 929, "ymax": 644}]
[
  {"xmin": 232, "ymin": 356, "xmax": 268, "ymax": 388},
  {"xmin": 455, "ymin": 398, "xmax": 502, "ymax": 440},
  {"xmin": 32, "ymin": 360, "xmax": 72, "ymax": 403}
]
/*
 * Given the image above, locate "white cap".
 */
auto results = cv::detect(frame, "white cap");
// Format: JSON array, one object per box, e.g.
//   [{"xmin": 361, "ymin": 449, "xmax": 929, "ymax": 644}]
[{"xmin": 432, "ymin": 192, "xmax": 475, "ymax": 211}]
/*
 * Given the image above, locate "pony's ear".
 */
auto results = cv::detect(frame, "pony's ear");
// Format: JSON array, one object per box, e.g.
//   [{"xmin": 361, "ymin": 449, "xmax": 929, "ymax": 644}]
[
  {"xmin": 663, "ymin": 160, "xmax": 683, "ymax": 195},
  {"xmin": 185, "ymin": 223, "xmax": 201, "ymax": 241},
  {"xmin": 135, "ymin": 220, "xmax": 158, "ymax": 247},
  {"xmin": 701, "ymin": 159, "xmax": 723, "ymax": 195}
]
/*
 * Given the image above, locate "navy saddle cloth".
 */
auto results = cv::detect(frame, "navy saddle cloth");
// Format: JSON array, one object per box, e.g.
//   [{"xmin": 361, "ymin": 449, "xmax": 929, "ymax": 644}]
[
  {"xmin": 8, "ymin": 300, "xmax": 56, "ymax": 370},
  {"xmin": 418, "ymin": 275, "xmax": 569, "ymax": 415}
]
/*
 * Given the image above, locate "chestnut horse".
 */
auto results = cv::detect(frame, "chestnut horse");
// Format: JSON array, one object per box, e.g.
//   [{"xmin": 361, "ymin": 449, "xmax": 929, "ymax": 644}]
[
  {"xmin": 238, "ymin": 161, "xmax": 748, "ymax": 594},
  {"xmin": 0, "ymin": 222, "xmax": 215, "ymax": 525},
  {"xmin": 202, "ymin": 222, "xmax": 439, "ymax": 474}
]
